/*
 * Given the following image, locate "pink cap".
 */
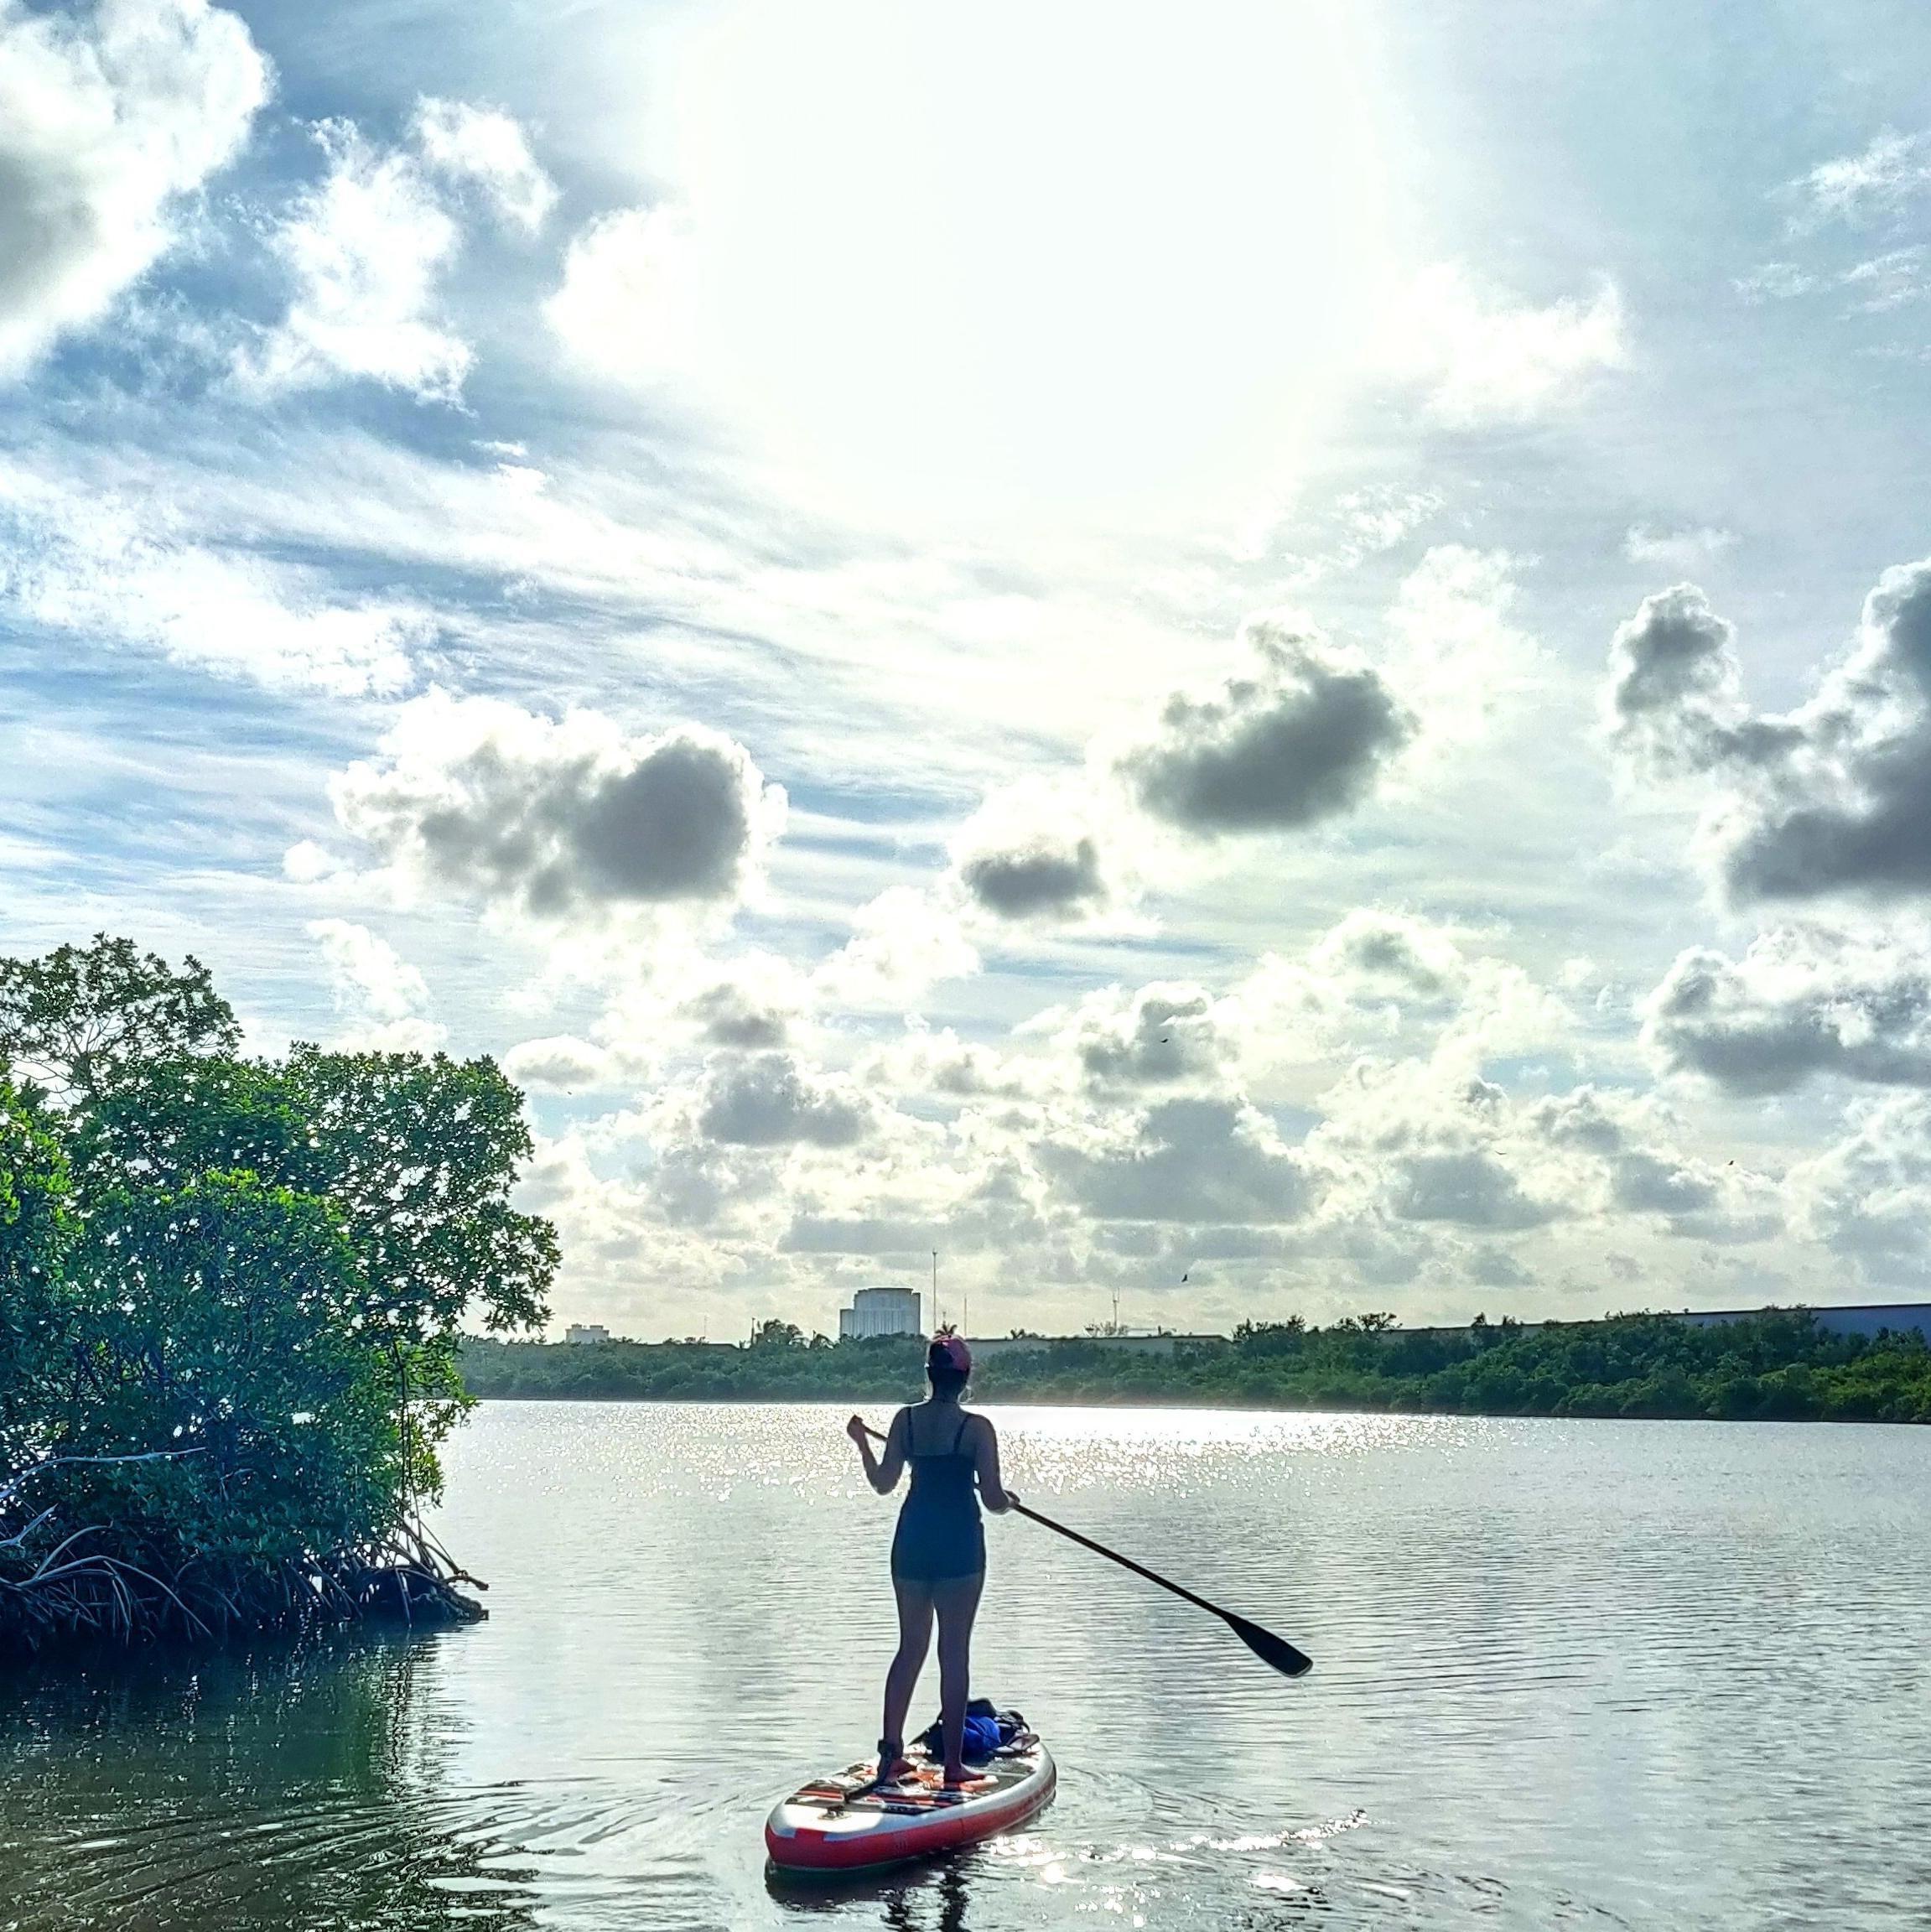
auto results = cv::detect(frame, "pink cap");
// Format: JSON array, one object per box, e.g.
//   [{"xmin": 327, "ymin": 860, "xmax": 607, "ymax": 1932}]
[{"xmin": 931, "ymin": 1332, "xmax": 972, "ymax": 1374}]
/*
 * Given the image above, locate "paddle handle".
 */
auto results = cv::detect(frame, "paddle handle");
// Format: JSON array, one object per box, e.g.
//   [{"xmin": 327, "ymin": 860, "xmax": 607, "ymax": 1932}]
[{"xmin": 858, "ymin": 1422, "xmax": 1224, "ymax": 1624}]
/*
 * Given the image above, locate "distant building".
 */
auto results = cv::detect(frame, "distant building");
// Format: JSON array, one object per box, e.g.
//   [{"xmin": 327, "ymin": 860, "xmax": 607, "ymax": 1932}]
[
  {"xmin": 963, "ymin": 1330, "xmax": 1222, "ymax": 1360},
  {"xmin": 563, "ymin": 1323, "xmax": 611, "ymax": 1345},
  {"xmin": 838, "ymin": 1286, "xmax": 922, "ymax": 1340},
  {"xmin": 1398, "ymin": 1303, "xmax": 1931, "ymax": 1346},
  {"xmin": 1676, "ymin": 1302, "xmax": 1931, "ymax": 1345}
]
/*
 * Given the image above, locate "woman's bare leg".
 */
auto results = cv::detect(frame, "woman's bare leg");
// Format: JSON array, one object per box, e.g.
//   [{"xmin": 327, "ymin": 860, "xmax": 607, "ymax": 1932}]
[
  {"xmin": 932, "ymin": 1571, "xmax": 985, "ymax": 1784},
  {"xmin": 880, "ymin": 1579, "xmax": 933, "ymax": 1779}
]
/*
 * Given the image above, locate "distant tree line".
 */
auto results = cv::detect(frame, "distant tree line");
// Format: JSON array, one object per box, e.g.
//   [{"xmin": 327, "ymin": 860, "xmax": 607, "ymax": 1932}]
[
  {"xmin": 0, "ymin": 937, "xmax": 555, "ymax": 1650},
  {"xmin": 459, "ymin": 1307, "xmax": 1931, "ymax": 1423}
]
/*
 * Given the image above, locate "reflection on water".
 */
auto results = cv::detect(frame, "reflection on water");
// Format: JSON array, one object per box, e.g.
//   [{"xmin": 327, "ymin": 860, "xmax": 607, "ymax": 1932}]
[
  {"xmin": 4, "ymin": 1403, "xmax": 1931, "ymax": 1930},
  {"xmin": 0, "ymin": 1637, "xmax": 544, "ymax": 1931}
]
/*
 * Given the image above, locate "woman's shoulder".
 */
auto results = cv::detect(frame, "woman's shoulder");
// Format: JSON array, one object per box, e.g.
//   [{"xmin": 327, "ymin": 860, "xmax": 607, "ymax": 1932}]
[{"xmin": 963, "ymin": 1406, "xmax": 997, "ymax": 1440}]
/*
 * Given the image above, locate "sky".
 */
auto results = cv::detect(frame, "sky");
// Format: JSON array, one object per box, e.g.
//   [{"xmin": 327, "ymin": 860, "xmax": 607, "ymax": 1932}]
[{"xmin": 8, "ymin": 0, "xmax": 1931, "ymax": 1342}]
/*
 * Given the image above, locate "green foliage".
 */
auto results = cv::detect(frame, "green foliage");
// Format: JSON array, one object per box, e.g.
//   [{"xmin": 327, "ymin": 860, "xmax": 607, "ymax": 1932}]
[
  {"xmin": 0, "ymin": 935, "xmax": 237, "ymax": 1107},
  {"xmin": 56, "ymin": 1171, "xmax": 399, "ymax": 1574},
  {"xmin": 459, "ymin": 1309, "xmax": 1931, "ymax": 1424},
  {"xmin": 0, "ymin": 937, "xmax": 557, "ymax": 1635},
  {"xmin": 462, "ymin": 1332, "xmax": 929, "ymax": 1401},
  {"xmin": 0, "ymin": 1081, "xmax": 78, "ymax": 1468}
]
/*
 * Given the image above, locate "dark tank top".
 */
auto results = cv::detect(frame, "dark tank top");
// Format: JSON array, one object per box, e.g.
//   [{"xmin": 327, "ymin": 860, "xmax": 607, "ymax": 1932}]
[{"xmin": 889, "ymin": 1403, "xmax": 986, "ymax": 1582}]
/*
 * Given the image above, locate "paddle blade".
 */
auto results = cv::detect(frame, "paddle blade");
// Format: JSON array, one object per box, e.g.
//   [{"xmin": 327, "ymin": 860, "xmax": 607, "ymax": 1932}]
[{"xmin": 1224, "ymin": 1612, "xmax": 1312, "ymax": 1680}]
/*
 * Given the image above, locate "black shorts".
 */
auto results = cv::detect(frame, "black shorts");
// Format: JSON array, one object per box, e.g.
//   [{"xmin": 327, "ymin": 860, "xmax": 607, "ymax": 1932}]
[{"xmin": 890, "ymin": 1510, "xmax": 985, "ymax": 1584}]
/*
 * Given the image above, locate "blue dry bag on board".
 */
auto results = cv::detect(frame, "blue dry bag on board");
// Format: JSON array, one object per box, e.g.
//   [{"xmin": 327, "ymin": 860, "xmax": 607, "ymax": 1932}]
[{"xmin": 916, "ymin": 1700, "xmax": 1027, "ymax": 1763}]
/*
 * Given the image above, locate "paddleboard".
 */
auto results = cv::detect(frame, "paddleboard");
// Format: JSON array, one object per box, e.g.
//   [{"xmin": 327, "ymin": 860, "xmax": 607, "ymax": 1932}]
[{"xmin": 765, "ymin": 1734, "xmax": 1056, "ymax": 1874}]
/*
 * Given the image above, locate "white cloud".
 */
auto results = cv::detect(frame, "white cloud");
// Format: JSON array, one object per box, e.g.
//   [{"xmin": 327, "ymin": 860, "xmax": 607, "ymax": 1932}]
[
  {"xmin": 1793, "ymin": 130, "xmax": 1931, "ymax": 228},
  {"xmin": 246, "ymin": 120, "xmax": 470, "ymax": 402},
  {"xmin": 949, "ymin": 777, "xmax": 1115, "ymax": 922},
  {"xmin": 1623, "ymin": 526, "xmax": 1736, "ymax": 569},
  {"xmin": 1786, "ymin": 1092, "xmax": 1931, "ymax": 1273},
  {"xmin": 0, "ymin": 460, "xmax": 424, "ymax": 695},
  {"xmin": 1040, "ymin": 1095, "xmax": 1316, "ymax": 1226},
  {"xmin": 0, "ymin": 0, "xmax": 268, "ymax": 377},
  {"xmin": 677, "ymin": 952, "xmax": 809, "ymax": 1048},
  {"xmin": 1382, "ymin": 544, "xmax": 1537, "ymax": 750},
  {"xmin": 410, "ymin": 96, "xmax": 556, "ymax": 232},
  {"xmin": 1604, "ymin": 560, "xmax": 1931, "ymax": 906},
  {"xmin": 1382, "ymin": 264, "xmax": 1627, "ymax": 424},
  {"xmin": 1839, "ymin": 246, "xmax": 1931, "ymax": 313},
  {"xmin": 544, "ymin": 205, "xmax": 698, "ymax": 386},
  {"xmin": 1054, "ymin": 982, "xmax": 1236, "ymax": 1095},
  {"xmin": 1642, "ymin": 924, "xmax": 1931, "ymax": 1094},
  {"xmin": 330, "ymin": 688, "xmax": 787, "ymax": 922},
  {"xmin": 695, "ymin": 1052, "xmax": 871, "ymax": 1148},
  {"xmin": 1117, "ymin": 615, "xmax": 1414, "ymax": 835},
  {"xmin": 503, "ymin": 1034, "xmax": 611, "ymax": 1090},
  {"xmin": 310, "ymin": 917, "xmax": 446, "ymax": 1052},
  {"xmin": 813, "ymin": 888, "xmax": 978, "ymax": 1010},
  {"xmin": 1733, "ymin": 262, "xmax": 1821, "ymax": 303}
]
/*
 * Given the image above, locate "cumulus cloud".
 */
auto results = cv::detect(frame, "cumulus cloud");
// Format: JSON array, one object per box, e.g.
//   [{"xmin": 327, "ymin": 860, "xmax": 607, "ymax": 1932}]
[
  {"xmin": 1311, "ymin": 1055, "xmax": 1571, "ymax": 1234},
  {"xmin": 1387, "ymin": 1146, "xmax": 1555, "ymax": 1229},
  {"xmin": 1382, "ymin": 263, "xmax": 1627, "ymax": 423},
  {"xmin": 503, "ymin": 1034, "xmax": 610, "ymax": 1090},
  {"xmin": 1231, "ymin": 911, "xmax": 1570, "ymax": 1085},
  {"xmin": 0, "ymin": 0, "xmax": 267, "ymax": 377},
  {"xmin": 814, "ymin": 888, "xmax": 978, "ymax": 1009},
  {"xmin": 681, "ymin": 957, "xmax": 803, "ymax": 1049},
  {"xmin": 247, "ymin": 121, "xmax": 470, "ymax": 400},
  {"xmin": 410, "ymin": 96, "xmax": 556, "ymax": 232},
  {"xmin": 1642, "ymin": 925, "xmax": 1931, "ymax": 1094},
  {"xmin": 310, "ymin": 917, "xmax": 446, "ymax": 1052},
  {"xmin": 329, "ymin": 688, "xmax": 786, "ymax": 921},
  {"xmin": 0, "ymin": 460, "xmax": 424, "ymax": 694},
  {"xmin": 862, "ymin": 1025, "xmax": 1041, "ymax": 1104},
  {"xmin": 1118, "ymin": 615, "xmax": 1413, "ymax": 835},
  {"xmin": 258, "ymin": 124, "xmax": 463, "ymax": 392},
  {"xmin": 958, "ymin": 834, "xmax": 1103, "ymax": 919},
  {"xmin": 1529, "ymin": 1086, "xmax": 1753, "ymax": 1236},
  {"xmin": 1606, "ymin": 562, "xmax": 1931, "ymax": 906},
  {"xmin": 696, "ymin": 1052, "xmax": 869, "ymax": 1147},
  {"xmin": 1308, "ymin": 908, "xmax": 1467, "ymax": 1000},
  {"xmin": 1603, "ymin": 583, "xmax": 1752, "ymax": 780},
  {"xmin": 1056, "ymin": 982, "xmax": 1233, "ymax": 1093},
  {"xmin": 1041, "ymin": 1097, "xmax": 1315, "ymax": 1225},
  {"xmin": 951, "ymin": 780, "xmax": 1113, "ymax": 922},
  {"xmin": 544, "ymin": 205, "xmax": 697, "ymax": 384},
  {"xmin": 1787, "ymin": 1093, "xmax": 1931, "ymax": 1270}
]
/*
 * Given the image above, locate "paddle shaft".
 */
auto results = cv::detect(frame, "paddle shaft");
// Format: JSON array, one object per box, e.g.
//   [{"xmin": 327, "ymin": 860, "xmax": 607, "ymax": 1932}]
[{"xmin": 859, "ymin": 1421, "xmax": 1245, "ymax": 1632}]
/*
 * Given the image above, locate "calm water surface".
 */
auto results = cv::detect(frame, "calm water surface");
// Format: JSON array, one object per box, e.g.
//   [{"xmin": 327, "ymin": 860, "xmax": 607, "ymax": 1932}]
[{"xmin": 3, "ymin": 1402, "xmax": 1928, "ymax": 1930}]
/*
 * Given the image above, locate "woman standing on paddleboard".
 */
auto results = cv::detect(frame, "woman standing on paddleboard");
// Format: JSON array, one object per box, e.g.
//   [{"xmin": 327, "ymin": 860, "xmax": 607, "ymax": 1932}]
[{"xmin": 846, "ymin": 1333, "xmax": 1016, "ymax": 1788}]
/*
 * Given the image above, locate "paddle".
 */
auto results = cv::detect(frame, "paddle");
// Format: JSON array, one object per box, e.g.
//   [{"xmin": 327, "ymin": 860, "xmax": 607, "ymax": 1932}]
[{"xmin": 859, "ymin": 1421, "xmax": 1311, "ymax": 1680}]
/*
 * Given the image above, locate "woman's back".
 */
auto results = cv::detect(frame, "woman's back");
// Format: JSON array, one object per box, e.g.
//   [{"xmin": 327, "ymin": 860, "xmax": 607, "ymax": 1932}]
[{"xmin": 901, "ymin": 1401, "xmax": 979, "ymax": 1511}]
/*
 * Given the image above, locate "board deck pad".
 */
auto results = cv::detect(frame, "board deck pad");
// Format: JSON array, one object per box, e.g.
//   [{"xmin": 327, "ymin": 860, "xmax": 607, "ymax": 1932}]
[{"xmin": 766, "ymin": 1737, "xmax": 1056, "ymax": 1873}]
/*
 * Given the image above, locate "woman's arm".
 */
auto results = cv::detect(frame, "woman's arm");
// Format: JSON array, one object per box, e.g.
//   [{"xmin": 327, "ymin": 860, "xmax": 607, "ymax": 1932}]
[
  {"xmin": 970, "ymin": 1415, "xmax": 1017, "ymax": 1513},
  {"xmin": 848, "ymin": 1409, "xmax": 906, "ymax": 1495}
]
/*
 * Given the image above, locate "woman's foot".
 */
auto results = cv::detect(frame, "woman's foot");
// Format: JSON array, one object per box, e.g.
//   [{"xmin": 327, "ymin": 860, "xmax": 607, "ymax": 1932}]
[
  {"xmin": 942, "ymin": 1762, "xmax": 980, "ymax": 1788},
  {"xmin": 870, "ymin": 1740, "xmax": 914, "ymax": 1789}
]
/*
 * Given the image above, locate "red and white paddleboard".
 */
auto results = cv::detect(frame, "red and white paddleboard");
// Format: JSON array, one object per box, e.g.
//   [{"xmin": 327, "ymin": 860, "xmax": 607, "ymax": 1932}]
[{"xmin": 764, "ymin": 1737, "xmax": 1056, "ymax": 1874}]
